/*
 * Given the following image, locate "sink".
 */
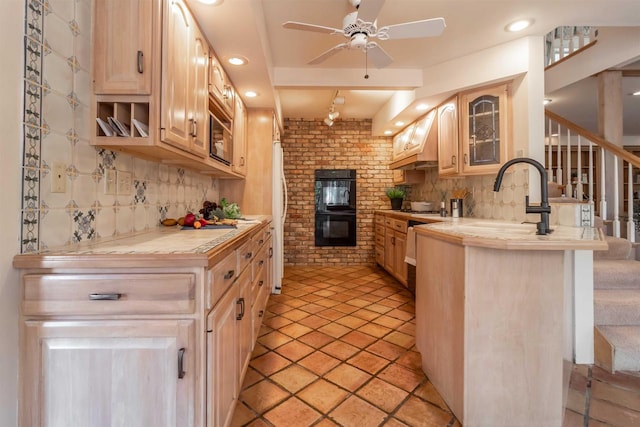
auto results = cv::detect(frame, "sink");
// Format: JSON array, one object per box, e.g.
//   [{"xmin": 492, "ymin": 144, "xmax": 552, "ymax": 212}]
[{"xmin": 451, "ymin": 221, "xmax": 539, "ymax": 236}]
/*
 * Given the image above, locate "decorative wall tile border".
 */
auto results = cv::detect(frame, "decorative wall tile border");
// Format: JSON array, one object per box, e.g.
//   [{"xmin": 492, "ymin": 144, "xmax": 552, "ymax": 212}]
[{"xmin": 21, "ymin": 0, "xmax": 44, "ymax": 253}]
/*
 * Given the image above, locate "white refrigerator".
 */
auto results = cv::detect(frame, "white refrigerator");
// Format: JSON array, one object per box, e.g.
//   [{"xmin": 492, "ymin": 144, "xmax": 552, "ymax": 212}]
[{"xmin": 271, "ymin": 140, "xmax": 287, "ymax": 294}]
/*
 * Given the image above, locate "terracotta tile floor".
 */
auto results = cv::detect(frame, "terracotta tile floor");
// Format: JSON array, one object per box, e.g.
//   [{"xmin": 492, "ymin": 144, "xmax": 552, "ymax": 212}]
[{"xmin": 231, "ymin": 265, "xmax": 640, "ymax": 427}]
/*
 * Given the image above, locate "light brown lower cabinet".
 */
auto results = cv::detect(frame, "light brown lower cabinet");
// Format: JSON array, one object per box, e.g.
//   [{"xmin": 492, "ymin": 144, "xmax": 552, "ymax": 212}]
[
  {"xmin": 22, "ymin": 319, "xmax": 196, "ymax": 427},
  {"xmin": 15, "ymin": 220, "xmax": 273, "ymax": 427},
  {"xmin": 381, "ymin": 216, "xmax": 408, "ymax": 286}
]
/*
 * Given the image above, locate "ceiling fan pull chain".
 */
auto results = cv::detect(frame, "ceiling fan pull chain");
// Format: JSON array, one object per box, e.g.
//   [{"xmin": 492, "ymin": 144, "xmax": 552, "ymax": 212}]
[{"xmin": 364, "ymin": 48, "xmax": 369, "ymax": 79}]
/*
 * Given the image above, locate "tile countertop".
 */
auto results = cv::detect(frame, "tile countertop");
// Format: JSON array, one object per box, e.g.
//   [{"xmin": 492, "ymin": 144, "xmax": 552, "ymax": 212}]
[
  {"xmin": 13, "ymin": 216, "xmax": 271, "ymax": 270},
  {"xmin": 413, "ymin": 217, "xmax": 609, "ymax": 251}
]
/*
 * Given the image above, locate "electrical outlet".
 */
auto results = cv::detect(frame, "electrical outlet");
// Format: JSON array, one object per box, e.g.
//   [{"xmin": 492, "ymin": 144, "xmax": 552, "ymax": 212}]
[
  {"xmin": 51, "ymin": 162, "xmax": 67, "ymax": 193},
  {"xmin": 104, "ymin": 169, "xmax": 117, "ymax": 195},
  {"xmin": 117, "ymin": 171, "xmax": 132, "ymax": 195}
]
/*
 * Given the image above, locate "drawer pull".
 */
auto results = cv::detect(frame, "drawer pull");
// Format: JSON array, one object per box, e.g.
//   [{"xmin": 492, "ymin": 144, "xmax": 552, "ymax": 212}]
[
  {"xmin": 224, "ymin": 270, "xmax": 235, "ymax": 280},
  {"xmin": 236, "ymin": 298, "xmax": 245, "ymax": 320},
  {"xmin": 89, "ymin": 293, "xmax": 122, "ymax": 301},
  {"xmin": 258, "ymin": 309, "xmax": 264, "ymax": 318},
  {"xmin": 269, "ymin": 247, "xmax": 273, "ymax": 258},
  {"xmin": 258, "ymin": 280, "xmax": 264, "ymax": 287},
  {"xmin": 178, "ymin": 348, "xmax": 186, "ymax": 379},
  {"xmin": 258, "ymin": 239, "xmax": 264, "ymax": 245},
  {"xmin": 137, "ymin": 50, "xmax": 143, "ymax": 73},
  {"xmin": 244, "ymin": 252, "xmax": 253, "ymax": 260},
  {"xmin": 258, "ymin": 260, "xmax": 264, "ymax": 267}
]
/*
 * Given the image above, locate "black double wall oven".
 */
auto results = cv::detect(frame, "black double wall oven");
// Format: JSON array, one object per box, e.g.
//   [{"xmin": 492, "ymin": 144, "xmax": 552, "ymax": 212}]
[{"xmin": 314, "ymin": 169, "xmax": 357, "ymax": 246}]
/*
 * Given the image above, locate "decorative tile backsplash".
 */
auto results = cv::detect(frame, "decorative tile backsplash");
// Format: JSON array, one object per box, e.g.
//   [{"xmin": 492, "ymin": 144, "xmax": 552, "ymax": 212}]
[{"xmin": 20, "ymin": 0, "xmax": 219, "ymax": 253}]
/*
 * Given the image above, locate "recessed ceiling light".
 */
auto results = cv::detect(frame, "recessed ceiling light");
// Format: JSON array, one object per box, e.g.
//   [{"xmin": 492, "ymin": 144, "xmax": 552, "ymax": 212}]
[
  {"xmin": 384, "ymin": 130, "xmax": 393, "ymax": 135},
  {"xmin": 394, "ymin": 121, "xmax": 404, "ymax": 127},
  {"xmin": 227, "ymin": 56, "xmax": 248, "ymax": 66},
  {"xmin": 244, "ymin": 91, "xmax": 258, "ymax": 98},
  {"xmin": 543, "ymin": 98, "xmax": 552, "ymax": 105},
  {"xmin": 197, "ymin": 0, "xmax": 223, "ymax": 4},
  {"xmin": 505, "ymin": 19, "xmax": 533, "ymax": 32},
  {"xmin": 416, "ymin": 103, "xmax": 429, "ymax": 111}
]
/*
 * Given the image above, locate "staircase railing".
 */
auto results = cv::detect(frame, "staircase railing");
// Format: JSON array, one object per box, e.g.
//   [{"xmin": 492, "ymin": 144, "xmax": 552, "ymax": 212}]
[
  {"xmin": 545, "ymin": 109, "xmax": 640, "ymax": 241},
  {"xmin": 545, "ymin": 26, "xmax": 598, "ymax": 68}
]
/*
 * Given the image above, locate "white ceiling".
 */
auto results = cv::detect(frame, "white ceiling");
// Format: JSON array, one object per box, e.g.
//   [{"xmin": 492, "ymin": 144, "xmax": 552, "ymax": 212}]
[{"xmin": 187, "ymin": 0, "xmax": 640, "ymax": 135}]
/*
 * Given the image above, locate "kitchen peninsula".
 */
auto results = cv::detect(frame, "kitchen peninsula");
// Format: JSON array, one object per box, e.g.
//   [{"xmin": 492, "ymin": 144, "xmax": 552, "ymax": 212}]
[
  {"xmin": 13, "ymin": 217, "xmax": 272, "ymax": 427},
  {"xmin": 413, "ymin": 220, "xmax": 607, "ymax": 426}
]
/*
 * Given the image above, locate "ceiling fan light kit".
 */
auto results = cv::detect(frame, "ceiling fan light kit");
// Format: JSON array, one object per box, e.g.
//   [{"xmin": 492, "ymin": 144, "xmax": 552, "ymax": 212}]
[{"xmin": 282, "ymin": 0, "xmax": 446, "ymax": 69}]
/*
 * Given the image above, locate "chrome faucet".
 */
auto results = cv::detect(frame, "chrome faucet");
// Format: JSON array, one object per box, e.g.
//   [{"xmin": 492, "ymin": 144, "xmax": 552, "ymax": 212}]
[{"xmin": 493, "ymin": 157, "xmax": 552, "ymax": 235}]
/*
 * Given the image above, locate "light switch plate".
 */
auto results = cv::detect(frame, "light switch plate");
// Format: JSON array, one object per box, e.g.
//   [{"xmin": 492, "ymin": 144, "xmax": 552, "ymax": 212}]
[
  {"xmin": 51, "ymin": 162, "xmax": 67, "ymax": 193},
  {"xmin": 117, "ymin": 171, "xmax": 132, "ymax": 195},
  {"xmin": 104, "ymin": 169, "xmax": 117, "ymax": 195}
]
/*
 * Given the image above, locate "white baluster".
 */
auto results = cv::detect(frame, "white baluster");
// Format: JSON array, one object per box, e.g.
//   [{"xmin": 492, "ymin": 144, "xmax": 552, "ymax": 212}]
[
  {"xmin": 600, "ymin": 149, "xmax": 607, "ymax": 220},
  {"xmin": 588, "ymin": 139, "xmax": 594, "ymax": 203},
  {"xmin": 566, "ymin": 128, "xmax": 573, "ymax": 198},
  {"xmin": 547, "ymin": 118, "xmax": 553, "ymax": 179},
  {"xmin": 613, "ymin": 154, "xmax": 620, "ymax": 237},
  {"xmin": 556, "ymin": 122, "xmax": 563, "ymax": 187},
  {"xmin": 628, "ymin": 164, "xmax": 635, "ymax": 242},
  {"xmin": 577, "ymin": 135, "xmax": 583, "ymax": 200}
]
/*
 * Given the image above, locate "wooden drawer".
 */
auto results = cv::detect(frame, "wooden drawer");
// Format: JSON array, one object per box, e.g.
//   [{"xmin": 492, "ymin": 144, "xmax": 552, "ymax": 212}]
[
  {"xmin": 374, "ymin": 232, "xmax": 385, "ymax": 246},
  {"xmin": 252, "ymin": 239, "xmax": 270, "ymax": 282},
  {"xmin": 375, "ymin": 224, "xmax": 385, "ymax": 236},
  {"xmin": 22, "ymin": 273, "xmax": 196, "ymax": 316},
  {"xmin": 384, "ymin": 217, "xmax": 394, "ymax": 227},
  {"xmin": 375, "ymin": 215, "xmax": 385, "ymax": 226},
  {"xmin": 251, "ymin": 261, "xmax": 268, "ymax": 307},
  {"xmin": 237, "ymin": 239, "xmax": 255, "ymax": 276},
  {"xmin": 254, "ymin": 224, "xmax": 271, "ymax": 249},
  {"xmin": 210, "ymin": 249, "xmax": 238, "ymax": 308},
  {"xmin": 392, "ymin": 219, "xmax": 408, "ymax": 233},
  {"xmin": 375, "ymin": 246, "xmax": 384, "ymax": 265}
]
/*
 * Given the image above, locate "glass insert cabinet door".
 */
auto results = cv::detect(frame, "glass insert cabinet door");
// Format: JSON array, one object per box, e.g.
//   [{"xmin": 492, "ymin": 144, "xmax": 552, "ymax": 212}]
[{"xmin": 460, "ymin": 83, "xmax": 511, "ymax": 175}]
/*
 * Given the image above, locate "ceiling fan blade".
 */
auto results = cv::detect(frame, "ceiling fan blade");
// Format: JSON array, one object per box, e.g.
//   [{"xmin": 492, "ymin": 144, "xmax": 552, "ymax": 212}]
[
  {"xmin": 356, "ymin": 0, "xmax": 385, "ymax": 23},
  {"xmin": 366, "ymin": 42, "xmax": 393, "ymax": 68},
  {"xmin": 308, "ymin": 43, "xmax": 349, "ymax": 65},
  {"xmin": 282, "ymin": 21, "xmax": 343, "ymax": 35},
  {"xmin": 379, "ymin": 17, "xmax": 446, "ymax": 39}
]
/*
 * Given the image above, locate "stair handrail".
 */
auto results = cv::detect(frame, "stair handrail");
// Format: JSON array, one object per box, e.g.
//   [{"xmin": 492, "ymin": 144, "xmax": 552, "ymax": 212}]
[{"xmin": 545, "ymin": 109, "xmax": 640, "ymax": 168}]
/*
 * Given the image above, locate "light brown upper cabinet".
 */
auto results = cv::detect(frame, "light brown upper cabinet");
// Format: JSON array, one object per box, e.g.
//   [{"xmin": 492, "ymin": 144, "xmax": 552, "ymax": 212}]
[
  {"xmin": 232, "ymin": 95, "xmax": 247, "ymax": 176},
  {"xmin": 437, "ymin": 97, "xmax": 459, "ymax": 176},
  {"xmin": 209, "ymin": 55, "xmax": 235, "ymax": 118},
  {"xmin": 91, "ymin": 0, "xmax": 244, "ymax": 177},
  {"xmin": 93, "ymin": 0, "xmax": 153, "ymax": 95},
  {"xmin": 459, "ymin": 83, "xmax": 511, "ymax": 175},
  {"xmin": 161, "ymin": 0, "xmax": 208, "ymax": 157}
]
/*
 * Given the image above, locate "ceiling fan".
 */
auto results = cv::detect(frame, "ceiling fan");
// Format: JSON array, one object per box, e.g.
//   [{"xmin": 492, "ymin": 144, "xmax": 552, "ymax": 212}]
[{"xmin": 282, "ymin": 0, "xmax": 446, "ymax": 69}]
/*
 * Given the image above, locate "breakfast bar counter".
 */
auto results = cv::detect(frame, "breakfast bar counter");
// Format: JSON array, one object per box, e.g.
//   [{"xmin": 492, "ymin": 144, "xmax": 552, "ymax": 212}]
[{"xmin": 413, "ymin": 220, "xmax": 607, "ymax": 427}]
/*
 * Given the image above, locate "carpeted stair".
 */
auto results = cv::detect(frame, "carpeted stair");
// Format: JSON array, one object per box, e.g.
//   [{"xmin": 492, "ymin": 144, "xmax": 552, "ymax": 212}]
[{"xmin": 593, "ymin": 235, "xmax": 640, "ymax": 373}]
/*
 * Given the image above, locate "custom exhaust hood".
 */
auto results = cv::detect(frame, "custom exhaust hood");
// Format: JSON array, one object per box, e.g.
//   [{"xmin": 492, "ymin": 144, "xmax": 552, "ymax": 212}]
[{"xmin": 389, "ymin": 109, "xmax": 439, "ymax": 170}]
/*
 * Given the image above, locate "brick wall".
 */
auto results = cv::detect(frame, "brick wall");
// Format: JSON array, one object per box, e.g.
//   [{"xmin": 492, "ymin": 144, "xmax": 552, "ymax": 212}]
[{"xmin": 282, "ymin": 118, "xmax": 393, "ymax": 265}]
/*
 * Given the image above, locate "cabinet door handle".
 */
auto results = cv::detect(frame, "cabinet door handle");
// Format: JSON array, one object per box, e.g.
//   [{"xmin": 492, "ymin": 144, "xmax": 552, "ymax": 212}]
[
  {"xmin": 452, "ymin": 155, "xmax": 457, "ymax": 166},
  {"xmin": 178, "ymin": 348, "xmax": 186, "ymax": 379},
  {"xmin": 89, "ymin": 293, "xmax": 121, "ymax": 301},
  {"xmin": 137, "ymin": 50, "xmax": 143, "ymax": 73},
  {"xmin": 258, "ymin": 309, "xmax": 264, "ymax": 318},
  {"xmin": 464, "ymin": 153, "xmax": 468, "ymax": 165},
  {"xmin": 240, "ymin": 156, "xmax": 245, "ymax": 166},
  {"xmin": 236, "ymin": 297, "xmax": 245, "ymax": 320},
  {"xmin": 189, "ymin": 119, "xmax": 197, "ymax": 137},
  {"xmin": 245, "ymin": 252, "xmax": 252, "ymax": 260},
  {"xmin": 224, "ymin": 270, "xmax": 235, "ymax": 280},
  {"xmin": 258, "ymin": 239, "xmax": 264, "ymax": 245},
  {"xmin": 391, "ymin": 236, "xmax": 396, "ymax": 245},
  {"xmin": 269, "ymin": 247, "xmax": 273, "ymax": 258},
  {"xmin": 258, "ymin": 280, "xmax": 264, "ymax": 287}
]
